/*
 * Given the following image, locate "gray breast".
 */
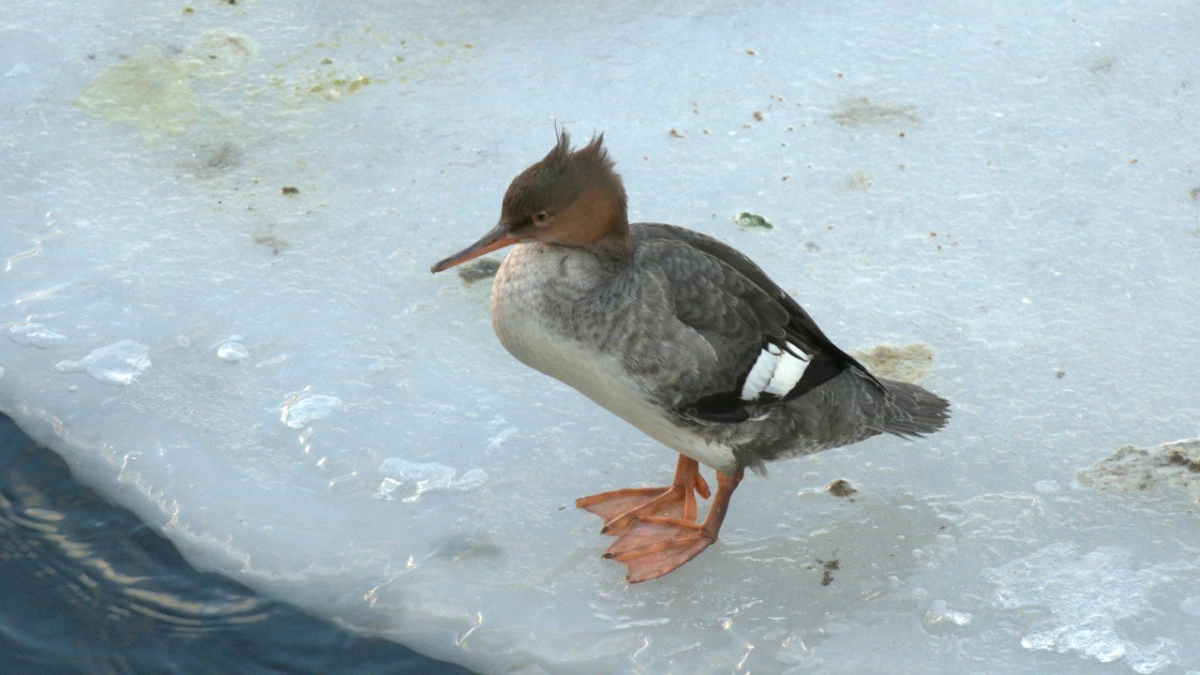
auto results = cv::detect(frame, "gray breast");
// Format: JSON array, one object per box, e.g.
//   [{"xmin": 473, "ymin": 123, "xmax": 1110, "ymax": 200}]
[
  {"xmin": 488, "ymin": 243, "xmax": 741, "ymax": 472},
  {"xmin": 490, "ymin": 244, "xmax": 619, "ymax": 371}
]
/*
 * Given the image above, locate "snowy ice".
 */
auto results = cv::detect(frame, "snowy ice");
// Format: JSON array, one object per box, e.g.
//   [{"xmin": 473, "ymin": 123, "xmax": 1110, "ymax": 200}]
[{"xmin": 3, "ymin": 1, "xmax": 1200, "ymax": 673}]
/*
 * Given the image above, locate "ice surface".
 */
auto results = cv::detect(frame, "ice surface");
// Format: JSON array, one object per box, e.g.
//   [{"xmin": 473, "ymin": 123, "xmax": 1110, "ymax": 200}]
[{"xmin": 3, "ymin": 1, "xmax": 1200, "ymax": 673}]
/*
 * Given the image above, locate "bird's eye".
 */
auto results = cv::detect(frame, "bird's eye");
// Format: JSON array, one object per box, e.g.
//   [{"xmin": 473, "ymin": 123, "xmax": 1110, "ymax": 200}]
[{"xmin": 533, "ymin": 211, "xmax": 550, "ymax": 225}]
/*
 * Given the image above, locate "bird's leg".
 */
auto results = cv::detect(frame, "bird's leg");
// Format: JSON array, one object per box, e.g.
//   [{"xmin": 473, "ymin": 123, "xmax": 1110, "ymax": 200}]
[
  {"xmin": 574, "ymin": 455, "xmax": 711, "ymax": 536},
  {"xmin": 602, "ymin": 467, "xmax": 743, "ymax": 583}
]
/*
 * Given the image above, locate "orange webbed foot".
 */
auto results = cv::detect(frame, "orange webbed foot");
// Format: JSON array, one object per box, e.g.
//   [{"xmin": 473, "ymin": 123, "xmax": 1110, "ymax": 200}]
[
  {"xmin": 574, "ymin": 455, "xmax": 710, "ymax": 536},
  {"xmin": 580, "ymin": 465, "xmax": 744, "ymax": 583},
  {"xmin": 603, "ymin": 517, "xmax": 716, "ymax": 583}
]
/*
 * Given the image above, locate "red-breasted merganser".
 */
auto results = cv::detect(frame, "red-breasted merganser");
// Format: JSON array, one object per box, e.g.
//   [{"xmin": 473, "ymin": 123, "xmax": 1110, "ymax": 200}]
[{"xmin": 432, "ymin": 132, "xmax": 950, "ymax": 583}]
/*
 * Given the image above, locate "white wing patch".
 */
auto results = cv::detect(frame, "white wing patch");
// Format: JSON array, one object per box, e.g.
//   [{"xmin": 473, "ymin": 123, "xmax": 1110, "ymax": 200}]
[{"xmin": 739, "ymin": 342, "xmax": 812, "ymax": 401}]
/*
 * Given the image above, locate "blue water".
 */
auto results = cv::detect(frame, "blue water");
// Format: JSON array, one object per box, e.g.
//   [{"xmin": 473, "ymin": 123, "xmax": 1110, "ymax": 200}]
[{"xmin": 0, "ymin": 413, "xmax": 473, "ymax": 675}]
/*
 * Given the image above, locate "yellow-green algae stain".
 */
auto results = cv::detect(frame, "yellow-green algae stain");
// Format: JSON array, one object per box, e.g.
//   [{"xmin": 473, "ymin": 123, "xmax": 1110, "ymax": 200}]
[
  {"xmin": 849, "ymin": 343, "xmax": 935, "ymax": 383},
  {"xmin": 185, "ymin": 32, "xmax": 257, "ymax": 78},
  {"xmin": 733, "ymin": 211, "xmax": 774, "ymax": 230},
  {"xmin": 75, "ymin": 47, "xmax": 200, "ymax": 138},
  {"xmin": 308, "ymin": 74, "xmax": 373, "ymax": 100},
  {"xmin": 271, "ymin": 29, "xmax": 477, "ymax": 104}
]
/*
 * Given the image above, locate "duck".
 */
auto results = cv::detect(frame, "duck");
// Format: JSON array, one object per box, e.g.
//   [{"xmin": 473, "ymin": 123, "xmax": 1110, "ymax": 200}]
[{"xmin": 431, "ymin": 132, "xmax": 950, "ymax": 583}]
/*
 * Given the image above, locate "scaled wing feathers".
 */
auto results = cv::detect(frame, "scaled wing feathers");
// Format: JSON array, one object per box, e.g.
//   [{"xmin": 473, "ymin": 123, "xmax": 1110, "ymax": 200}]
[{"xmin": 630, "ymin": 224, "xmax": 867, "ymax": 423}]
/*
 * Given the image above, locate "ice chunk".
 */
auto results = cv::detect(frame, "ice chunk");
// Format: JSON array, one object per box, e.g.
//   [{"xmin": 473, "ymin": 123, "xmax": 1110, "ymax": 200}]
[
  {"xmin": 1125, "ymin": 640, "xmax": 1180, "ymax": 675},
  {"xmin": 374, "ymin": 458, "xmax": 487, "ymax": 502},
  {"xmin": 986, "ymin": 543, "xmax": 1178, "ymax": 672},
  {"xmin": 921, "ymin": 600, "xmax": 972, "ymax": 634},
  {"xmin": 1033, "ymin": 479, "xmax": 1060, "ymax": 494},
  {"xmin": 54, "ymin": 340, "xmax": 151, "ymax": 386},
  {"xmin": 214, "ymin": 337, "xmax": 249, "ymax": 363},
  {"xmin": 7, "ymin": 322, "xmax": 67, "ymax": 348},
  {"xmin": 279, "ymin": 392, "xmax": 342, "ymax": 428},
  {"xmin": 1180, "ymin": 596, "xmax": 1200, "ymax": 616},
  {"xmin": 486, "ymin": 427, "xmax": 517, "ymax": 450}
]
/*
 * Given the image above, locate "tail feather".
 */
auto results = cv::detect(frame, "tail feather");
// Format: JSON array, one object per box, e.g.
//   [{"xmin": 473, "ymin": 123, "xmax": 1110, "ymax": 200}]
[{"xmin": 875, "ymin": 377, "xmax": 951, "ymax": 438}]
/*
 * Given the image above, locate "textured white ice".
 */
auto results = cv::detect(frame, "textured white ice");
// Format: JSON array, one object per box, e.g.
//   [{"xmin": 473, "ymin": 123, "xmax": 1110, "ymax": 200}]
[{"xmin": 3, "ymin": 2, "xmax": 1200, "ymax": 673}]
